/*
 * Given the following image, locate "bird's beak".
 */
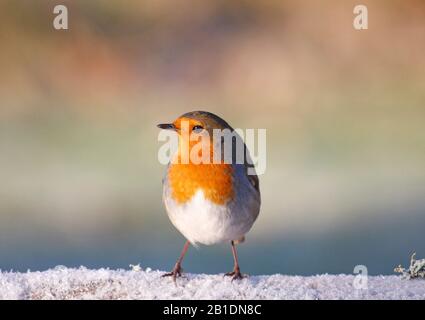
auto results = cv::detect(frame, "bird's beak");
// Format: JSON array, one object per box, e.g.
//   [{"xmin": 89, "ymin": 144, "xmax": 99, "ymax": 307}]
[{"xmin": 157, "ymin": 123, "xmax": 176, "ymax": 131}]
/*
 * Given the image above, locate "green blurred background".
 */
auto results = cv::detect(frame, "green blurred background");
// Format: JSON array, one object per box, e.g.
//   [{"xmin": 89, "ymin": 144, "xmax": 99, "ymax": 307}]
[{"xmin": 0, "ymin": 0, "xmax": 424, "ymax": 275}]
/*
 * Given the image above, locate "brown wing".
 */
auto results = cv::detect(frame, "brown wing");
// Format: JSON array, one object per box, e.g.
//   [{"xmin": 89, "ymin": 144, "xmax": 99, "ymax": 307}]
[{"xmin": 244, "ymin": 161, "xmax": 260, "ymax": 193}]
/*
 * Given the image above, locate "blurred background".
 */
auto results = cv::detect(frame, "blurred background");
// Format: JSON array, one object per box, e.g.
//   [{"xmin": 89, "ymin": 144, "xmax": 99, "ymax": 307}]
[{"xmin": 0, "ymin": 0, "xmax": 424, "ymax": 276}]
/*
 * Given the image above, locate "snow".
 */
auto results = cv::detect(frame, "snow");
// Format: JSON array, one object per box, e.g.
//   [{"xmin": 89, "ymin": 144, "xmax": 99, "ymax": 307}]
[{"xmin": 1, "ymin": 266, "xmax": 424, "ymax": 300}]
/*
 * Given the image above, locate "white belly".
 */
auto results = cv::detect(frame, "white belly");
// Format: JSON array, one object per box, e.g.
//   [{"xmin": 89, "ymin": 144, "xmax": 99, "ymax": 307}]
[{"xmin": 164, "ymin": 189, "xmax": 254, "ymax": 246}]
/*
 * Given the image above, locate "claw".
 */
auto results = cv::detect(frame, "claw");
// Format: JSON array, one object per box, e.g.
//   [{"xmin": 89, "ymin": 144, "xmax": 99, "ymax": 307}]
[
  {"xmin": 162, "ymin": 264, "xmax": 183, "ymax": 284},
  {"xmin": 224, "ymin": 268, "xmax": 247, "ymax": 281}
]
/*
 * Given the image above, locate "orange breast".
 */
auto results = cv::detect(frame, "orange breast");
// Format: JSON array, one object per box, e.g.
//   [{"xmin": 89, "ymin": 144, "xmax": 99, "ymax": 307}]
[{"xmin": 168, "ymin": 163, "xmax": 234, "ymax": 205}]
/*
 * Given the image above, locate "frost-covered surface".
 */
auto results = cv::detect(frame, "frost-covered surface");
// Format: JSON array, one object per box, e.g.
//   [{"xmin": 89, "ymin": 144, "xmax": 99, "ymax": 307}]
[
  {"xmin": 395, "ymin": 253, "xmax": 425, "ymax": 279},
  {"xmin": 1, "ymin": 266, "xmax": 425, "ymax": 300}
]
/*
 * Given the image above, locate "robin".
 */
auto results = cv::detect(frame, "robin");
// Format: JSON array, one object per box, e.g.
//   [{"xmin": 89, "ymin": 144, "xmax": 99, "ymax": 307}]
[{"xmin": 157, "ymin": 111, "xmax": 261, "ymax": 282}]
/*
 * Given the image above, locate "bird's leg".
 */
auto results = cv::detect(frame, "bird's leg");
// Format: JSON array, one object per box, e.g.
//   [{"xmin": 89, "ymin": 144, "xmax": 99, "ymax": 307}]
[
  {"xmin": 162, "ymin": 240, "xmax": 190, "ymax": 283},
  {"xmin": 225, "ymin": 240, "xmax": 246, "ymax": 280}
]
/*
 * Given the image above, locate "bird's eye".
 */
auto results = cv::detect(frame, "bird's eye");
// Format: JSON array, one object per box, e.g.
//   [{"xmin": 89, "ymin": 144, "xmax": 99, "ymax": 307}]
[{"xmin": 192, "ymin": 125, "xmax": 204, "ymax": 133}]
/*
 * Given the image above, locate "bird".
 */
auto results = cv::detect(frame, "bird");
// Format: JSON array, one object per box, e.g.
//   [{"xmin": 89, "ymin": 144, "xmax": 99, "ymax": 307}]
[{"xmin": 157, "ymin": 111, "xmax": 261, "ymax": 282}]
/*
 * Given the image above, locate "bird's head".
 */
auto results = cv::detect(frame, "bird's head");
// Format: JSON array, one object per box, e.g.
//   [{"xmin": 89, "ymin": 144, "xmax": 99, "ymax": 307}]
[
  {"xmin": 157, "ymin": 111, "xmax": 231, "ymax": 136},
  {"xmin": 157, "ymin": 111, "xmax": 233, "ymax": 164}
]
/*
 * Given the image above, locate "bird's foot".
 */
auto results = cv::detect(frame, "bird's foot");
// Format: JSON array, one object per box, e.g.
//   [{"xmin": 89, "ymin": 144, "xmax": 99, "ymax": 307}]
[
  {"xmin": 224, "ymin": 268, "xmax": 246, "ymax": 281},
  {"xmin": 162, "ymin": 263, "xmax": 183, "ymax": 283}
]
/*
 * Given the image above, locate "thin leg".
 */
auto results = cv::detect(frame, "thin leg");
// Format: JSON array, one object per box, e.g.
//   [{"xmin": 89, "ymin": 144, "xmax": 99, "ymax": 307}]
[
  {"xmin": 162, "ymin": 240, "xmax": 190, "ymax": 283},
  {"xmin": 224, "ymin": 240, "xmax": 246, "ymax": 280}
]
